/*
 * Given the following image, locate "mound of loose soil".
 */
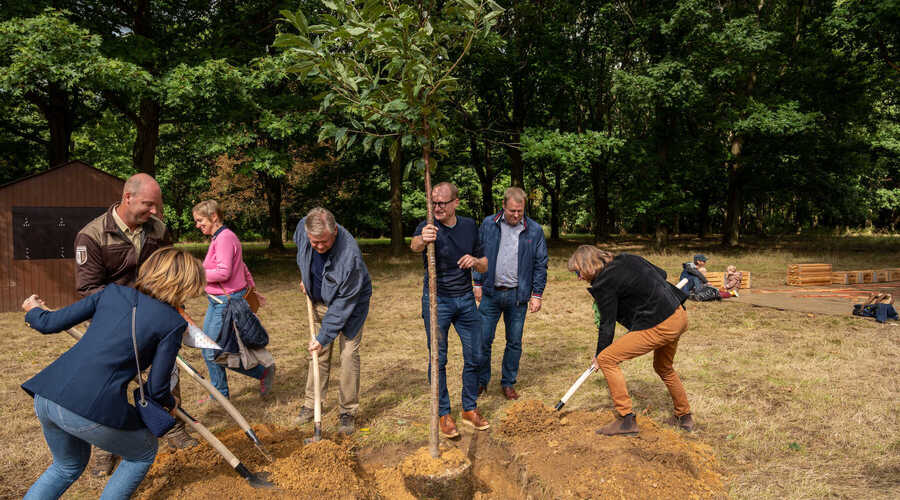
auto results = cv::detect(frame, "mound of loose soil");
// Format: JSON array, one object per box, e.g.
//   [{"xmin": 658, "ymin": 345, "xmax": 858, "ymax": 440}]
[
  {"xmin": 137, "ymin": 424, "xmax": 375, "ymax": 499},
  {"xmin": 498, "ymin": 399, "xmax": 559, "ymax": 436},
  {"xmin": 498, "ymin": 400, "xmax": 726, "ymax": 499},
  {"xmin": 399, "ymin": 446, "xmax": 468, "ymax": 476}
]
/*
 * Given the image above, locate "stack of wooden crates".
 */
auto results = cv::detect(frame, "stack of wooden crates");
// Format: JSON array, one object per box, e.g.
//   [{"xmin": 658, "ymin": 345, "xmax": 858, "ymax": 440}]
[
  {"xmin": 787, "ymin": 264, "xmax": 833, "ymax": 286},
  {"xmin": 831, "ymin": 268, "xmax": 900, "ymax": 285}
]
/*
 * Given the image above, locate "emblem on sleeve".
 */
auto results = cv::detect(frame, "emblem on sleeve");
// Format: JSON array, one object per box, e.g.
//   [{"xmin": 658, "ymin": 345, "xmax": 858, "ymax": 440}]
[{"xmin": 75, "ymin": 245, "xmax": 87, "ymax": 265}]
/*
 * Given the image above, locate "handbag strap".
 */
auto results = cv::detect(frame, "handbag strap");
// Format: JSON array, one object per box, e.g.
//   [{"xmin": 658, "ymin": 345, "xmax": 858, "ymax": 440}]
[{"xmin": 129, "ymin": 305, "xmax": 148, "ymax": 407}]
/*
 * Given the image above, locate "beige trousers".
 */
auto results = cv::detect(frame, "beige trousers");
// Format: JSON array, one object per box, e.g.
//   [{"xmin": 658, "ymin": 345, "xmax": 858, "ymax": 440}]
[{"xmin": 303, "ymin": 303, "xmax": 362, "ymax": 415}]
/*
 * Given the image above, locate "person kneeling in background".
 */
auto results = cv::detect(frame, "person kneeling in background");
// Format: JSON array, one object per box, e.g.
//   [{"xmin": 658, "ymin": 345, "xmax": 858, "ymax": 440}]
[{"xmin": 567, "ymin": 245, "xmax": 696, "ymax": 436}]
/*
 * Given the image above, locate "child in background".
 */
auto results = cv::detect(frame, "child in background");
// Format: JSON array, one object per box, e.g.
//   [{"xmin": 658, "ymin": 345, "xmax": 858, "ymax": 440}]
[{"xmin": 723, "ymin": 265, "xmax": 742, "ymax": 297}]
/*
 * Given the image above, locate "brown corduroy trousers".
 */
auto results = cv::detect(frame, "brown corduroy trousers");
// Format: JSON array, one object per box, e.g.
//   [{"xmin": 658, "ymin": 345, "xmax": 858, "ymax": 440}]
[{"xmin": 595, "ymin": 307, "xmax": 691, "ymax": 417}]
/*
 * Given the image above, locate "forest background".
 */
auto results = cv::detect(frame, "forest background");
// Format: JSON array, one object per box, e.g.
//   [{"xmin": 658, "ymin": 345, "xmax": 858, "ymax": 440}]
[{"xmin": 2, "ymin": 0, "xmax": 898, "ymax": 251}]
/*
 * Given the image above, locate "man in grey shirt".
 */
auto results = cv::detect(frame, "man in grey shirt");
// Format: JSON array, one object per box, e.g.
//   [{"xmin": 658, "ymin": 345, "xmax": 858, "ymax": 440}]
[{"xmin": 473, "ymin": 187, "xmax": 548, "ymax": 400}]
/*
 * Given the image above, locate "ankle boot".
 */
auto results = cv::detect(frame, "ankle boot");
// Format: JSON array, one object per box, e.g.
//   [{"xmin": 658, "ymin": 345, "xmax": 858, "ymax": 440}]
[{"xmin": 597, "ymin": 412, "xmax": 638, "ymax": 436}]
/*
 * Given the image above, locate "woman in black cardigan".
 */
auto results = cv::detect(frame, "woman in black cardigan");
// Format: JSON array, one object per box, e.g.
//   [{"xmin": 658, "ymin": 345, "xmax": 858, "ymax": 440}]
[{"xmin": 567, "ymin": 245, "xmax": 694, "ymax": 435}]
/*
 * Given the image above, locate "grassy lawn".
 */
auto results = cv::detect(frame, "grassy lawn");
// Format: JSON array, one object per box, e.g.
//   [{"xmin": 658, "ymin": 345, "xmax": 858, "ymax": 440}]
[{"xmin": 0, "ymin": 234, "xmax": 898, "ymax": 498}]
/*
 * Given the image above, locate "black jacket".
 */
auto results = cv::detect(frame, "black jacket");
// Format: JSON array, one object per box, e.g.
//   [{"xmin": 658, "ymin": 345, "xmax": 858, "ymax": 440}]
[{"xmin": 589, "ymin": 254, "xmax": 688, "ymax": 354}]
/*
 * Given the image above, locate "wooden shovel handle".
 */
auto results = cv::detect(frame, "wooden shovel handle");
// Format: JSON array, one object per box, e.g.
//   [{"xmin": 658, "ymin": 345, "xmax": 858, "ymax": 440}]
[{"xmin": 305, "ymin": 293, "xmax": 322, "ymax": 425}]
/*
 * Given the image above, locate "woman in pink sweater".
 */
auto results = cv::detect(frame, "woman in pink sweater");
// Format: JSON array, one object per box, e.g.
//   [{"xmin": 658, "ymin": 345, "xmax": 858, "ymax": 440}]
[{"xmin": 193, "ymin": 200, "xmax": 274, "ymax": 400}]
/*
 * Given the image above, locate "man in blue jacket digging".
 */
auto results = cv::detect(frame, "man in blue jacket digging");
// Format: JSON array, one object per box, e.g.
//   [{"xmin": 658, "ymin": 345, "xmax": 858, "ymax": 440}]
[
  {"xmin": 294, "ymin": 207, "xmax": 372, "ymax": 435},
  {"xmin": 474, "ymin": 187, "xmax": 548, "ymax": 400}
]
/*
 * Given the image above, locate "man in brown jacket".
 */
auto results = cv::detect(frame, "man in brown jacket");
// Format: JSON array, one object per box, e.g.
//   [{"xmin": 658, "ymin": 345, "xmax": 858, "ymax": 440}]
[{"xmin": 75, "ymin": 173, "xmax": 198, "ymax": 476}]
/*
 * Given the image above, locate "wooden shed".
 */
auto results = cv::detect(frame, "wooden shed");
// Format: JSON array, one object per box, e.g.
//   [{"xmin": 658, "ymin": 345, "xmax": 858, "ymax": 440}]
[{"xmin": 0, "ymin": 161, "xmax": 124, "ymax": 312}]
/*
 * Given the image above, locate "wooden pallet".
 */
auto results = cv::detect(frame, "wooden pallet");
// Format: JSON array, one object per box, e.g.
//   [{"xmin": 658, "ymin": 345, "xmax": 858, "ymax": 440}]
[
  {"xmin": 703, "ymin": 271, "xmax": 751, "ymax": 289},
  {"xmin": 832, "ymin": 268, "xmax": 900, "ymax": 284},
  {"xmin": 787, "ymin": 263, "xmax": 832, "ymax": 286}
]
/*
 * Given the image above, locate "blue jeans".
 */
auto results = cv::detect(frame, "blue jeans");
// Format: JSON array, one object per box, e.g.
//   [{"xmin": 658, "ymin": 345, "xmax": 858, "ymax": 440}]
[
  {"xmin": 679, "ymin": 271, "xmax": 704, "ymax": 293},
  {"xmin": 202, "ymin": 290, "xmax": 265, "ymax": 399},
  {"xmin": 477, "ymin": 288, "xmax": 528, "ymax": 388},
  {"xmin": 25, "ymin": 395, "xmax": 157, "ymax": 500},
  {"xmin": 421, "ymin": 293, "xmax": 483, "ymax": 415}
]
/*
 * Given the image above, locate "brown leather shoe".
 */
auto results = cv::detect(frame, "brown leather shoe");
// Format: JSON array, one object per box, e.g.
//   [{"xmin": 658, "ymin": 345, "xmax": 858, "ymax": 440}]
[
  {"xmin": 439, "ymin": 414, "xmax": 459, "ymax": 438},
  {"xmin": 597, "ymin": 413, "xmax": 638, "ymax": 436},
  {"xmin": 461, "ymin": 409, "xmax": 490, "ymax": 430},
  {"xmin": 90, "ymin": 448, "xmax": 116, "ymax": 477},
  {"xmin": 666, "ymin": 413, "xmax": 695, "ymax": 432},
  {"xmin": 501, "ymin": 385, "xmax": 519, "ymax": 400}
]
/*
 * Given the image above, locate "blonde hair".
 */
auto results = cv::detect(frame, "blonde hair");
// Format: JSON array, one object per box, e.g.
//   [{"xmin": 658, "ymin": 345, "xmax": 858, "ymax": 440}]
[
  {"xmin": 567, "ymin": 245, "xmax": 615, "ymax": 281},
  {"xmin": 135, "ymin": 247, "xmax": 205, "ymax": 306},
  {"xmin": 503, "ymin": 186, "xmax": 527, "ymax": 204},
  {"xmin": 305, "ymin": 207, "xmax": 337, "ymax": 237},
  {"xmin": 726, "ymin": 265, "xmax": 737, "ymax": 273},
  {"xmin": 192, "ymin": 200, "xmax": 223, "ymax": 222},
  {"xmin": 433, "ymin": 182, "xmax": 459, "ymax": 200}
]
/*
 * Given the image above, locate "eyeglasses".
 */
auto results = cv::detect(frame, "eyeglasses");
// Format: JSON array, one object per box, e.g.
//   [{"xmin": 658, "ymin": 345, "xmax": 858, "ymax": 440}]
[{"xmin": 432, "ymin": 198, "xmax": 457, "ymax": 209}]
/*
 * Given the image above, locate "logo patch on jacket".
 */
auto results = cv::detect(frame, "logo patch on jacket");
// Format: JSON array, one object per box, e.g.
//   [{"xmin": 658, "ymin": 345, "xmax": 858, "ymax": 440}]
[{"xmin": 75, "ymin": 245, "xmax": 87, "ymax": 265}]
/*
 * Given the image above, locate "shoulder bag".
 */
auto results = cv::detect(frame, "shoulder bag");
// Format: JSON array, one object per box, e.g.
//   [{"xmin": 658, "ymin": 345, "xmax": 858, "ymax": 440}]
[{"xmin": 129, "ymin": 302, "xmax": 177, "ymax": 437}]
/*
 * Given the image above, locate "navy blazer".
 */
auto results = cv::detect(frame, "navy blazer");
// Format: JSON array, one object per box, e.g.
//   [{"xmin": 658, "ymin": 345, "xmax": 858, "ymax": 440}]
[{"xmin": 22, "ymin": 284, "xmax": 185, "ymax": 430}]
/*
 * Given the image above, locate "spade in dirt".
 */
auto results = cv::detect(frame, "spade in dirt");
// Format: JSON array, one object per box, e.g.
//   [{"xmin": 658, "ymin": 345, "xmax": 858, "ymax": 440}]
[{"xmin": 303, "ymin": 293, "xmax": 323, "ymax": 445}]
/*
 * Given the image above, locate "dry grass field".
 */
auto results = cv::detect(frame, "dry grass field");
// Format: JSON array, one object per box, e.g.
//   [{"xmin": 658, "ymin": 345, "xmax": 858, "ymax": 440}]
[{"xmin": 0, "ymin": 234, "xmax": 898, "ymax": 499}]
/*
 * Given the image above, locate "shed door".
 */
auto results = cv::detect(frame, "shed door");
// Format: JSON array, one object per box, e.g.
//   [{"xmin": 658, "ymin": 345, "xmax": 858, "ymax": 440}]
[{"xmin": 13, "ymin": 207, "xmax": 107, "ymax": 260}]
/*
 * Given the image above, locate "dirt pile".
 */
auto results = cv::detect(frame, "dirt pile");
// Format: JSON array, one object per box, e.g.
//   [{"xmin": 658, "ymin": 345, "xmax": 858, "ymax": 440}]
[
  {"xmin": 400, "ymin": 446, "xmax": 468, "ymax": 476},
  {"xmin": 498, "ymin": 399, "xmax": 559, "ymax": 436},
  {"xmin": 498, "ymin": 399, "xmax": 726, "ymax": 499},
  {"xmin": 137, "ymin": 424, "xmax": 375, "ymax": 499},
  {"xmin": 270, "ymin": 439, "xmax": 373, "ymax": 498}
]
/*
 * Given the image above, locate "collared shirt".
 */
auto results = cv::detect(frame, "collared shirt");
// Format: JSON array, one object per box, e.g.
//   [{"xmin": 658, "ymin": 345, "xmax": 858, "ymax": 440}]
[
  {"xmin": 494, "ymin": 216, "xmax": 525, "ymax": 288},
  {"xmin": 111, "ymin": 207, "xmax": 143, "ymax": 255},
  {"xmin": 310, "ymin": 248, "xmax": 331, "ymax": 304}
]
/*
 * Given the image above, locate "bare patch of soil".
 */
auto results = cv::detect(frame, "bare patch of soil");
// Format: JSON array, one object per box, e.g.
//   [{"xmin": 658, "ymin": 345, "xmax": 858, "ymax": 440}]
[
  {"xmin": 400, "ymin": 446, "xmax": 468, "ymax": 476},
  {"xmin": 497, "ymin": 400, "xmax": 726, "ymax": 499}
]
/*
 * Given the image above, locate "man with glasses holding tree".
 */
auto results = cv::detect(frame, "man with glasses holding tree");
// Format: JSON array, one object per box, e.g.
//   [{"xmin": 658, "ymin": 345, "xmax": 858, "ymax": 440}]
[{"xmin": 411, "ymin": 182, "xmax": 490, "ymax": 438}]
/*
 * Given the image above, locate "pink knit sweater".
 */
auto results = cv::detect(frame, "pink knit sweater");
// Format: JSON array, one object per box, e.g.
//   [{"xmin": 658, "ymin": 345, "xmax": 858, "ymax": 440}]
[{"xmin": 203, "ymin": 227, "xmax": 255, "ymax": 295}]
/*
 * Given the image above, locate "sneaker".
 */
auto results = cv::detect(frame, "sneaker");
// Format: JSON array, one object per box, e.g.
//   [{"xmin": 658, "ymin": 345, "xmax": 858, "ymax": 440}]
[
  {"xmin": 162, "ymin": 423, "xmax": 199, "ymax": 449},
  {"xmin": 338, "ymin": 413, "xmax": 355, "ymax": 435},
  {"xmin": 295, "ymin": 406, "xmax": 314, "ymax": 425},
  {"xmin": 597, "ymin": 412, "xmax": 638, "ymax": 436},
  {"xmin": 259, "ymin": 365, "xmax": 276, "ymax": 397},
  {"xmin": 90, "ymin": 448, "xmax": 116, "ymax": 477},
  {"xmin": 439, "ymin": 414, "xmax": 460, "ymax": 438},
  {"xmin": 461, "ymin": 409, "xmax": 490, "ymax": 430}
]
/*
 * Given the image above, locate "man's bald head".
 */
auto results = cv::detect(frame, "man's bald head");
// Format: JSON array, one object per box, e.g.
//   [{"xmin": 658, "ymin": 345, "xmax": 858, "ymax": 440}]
[{"xmin": 118, "ymin": 173, "xmax": 163, "ymax": 229}]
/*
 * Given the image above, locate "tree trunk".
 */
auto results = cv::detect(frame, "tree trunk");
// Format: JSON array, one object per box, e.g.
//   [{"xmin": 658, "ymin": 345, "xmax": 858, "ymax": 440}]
[
  {"xmin": 591, "ymin": 160, "xmax": 609, "ymax": 243},
  {"xmin": 698, "ymin": 192, "xmax": 710, "ymax": 238},
  {"xmin": 423, "ymin": 127, "xmax": 440, "ymax": 459},
  {"xmin": 390, "ymin": 148, "xmax": 404, "ymax": 257},
  {"xmin": 506, "ymin": 138, "xmax": 524, "ymax": 189},
  {"xmin": 722, "ymin": 135, "xmax": 744, "ymax": 247},
  {"xmin": 260, "ymin": 171, "xmax": 284, "ymax": 249},
  {"xmin": 46, "ymin": 84, "xmax": 73, "ymax": 167},
  {"xmin": 133, "ymin": 98, "xmax": 160, "ymax": 176},
  {"xmin": 550, "ymin": 190, "xmax": 560, "ymax": 241}
]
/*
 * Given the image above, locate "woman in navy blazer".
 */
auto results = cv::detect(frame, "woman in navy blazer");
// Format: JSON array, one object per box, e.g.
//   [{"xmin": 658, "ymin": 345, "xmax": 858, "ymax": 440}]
[{"xmin": 21, "ymin": 247, "xmax": 205, "ymax": 500}]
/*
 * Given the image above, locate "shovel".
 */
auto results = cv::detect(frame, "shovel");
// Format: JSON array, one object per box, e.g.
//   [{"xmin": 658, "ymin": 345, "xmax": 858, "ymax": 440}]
[
  {"xmin": 58, "ymin": 323, "xmax": 274, "ymax": 488},
  {"xmin": 175, "ymin": 408, "xmax": 275, "ymax": 489},
  {"xmin": 304, "ymin": 293, "xmax": 323, "ymax": 444},
  {"xmin": 554, "ymin": 278, "xmax": 690, "ymax": 411}
]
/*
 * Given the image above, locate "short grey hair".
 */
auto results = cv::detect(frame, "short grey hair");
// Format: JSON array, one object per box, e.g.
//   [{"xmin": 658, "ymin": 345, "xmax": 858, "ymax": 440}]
[
  {"xmin": 433, "ymin": 182, "xmax": 458, "ymax": 200},
  {"xmin": 305, "ymin": 207, "xmax": 337, "ymax": 236},
  {"xmin": 503, "ymin": 186, "xmax": 527, "ymax": 204}
]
